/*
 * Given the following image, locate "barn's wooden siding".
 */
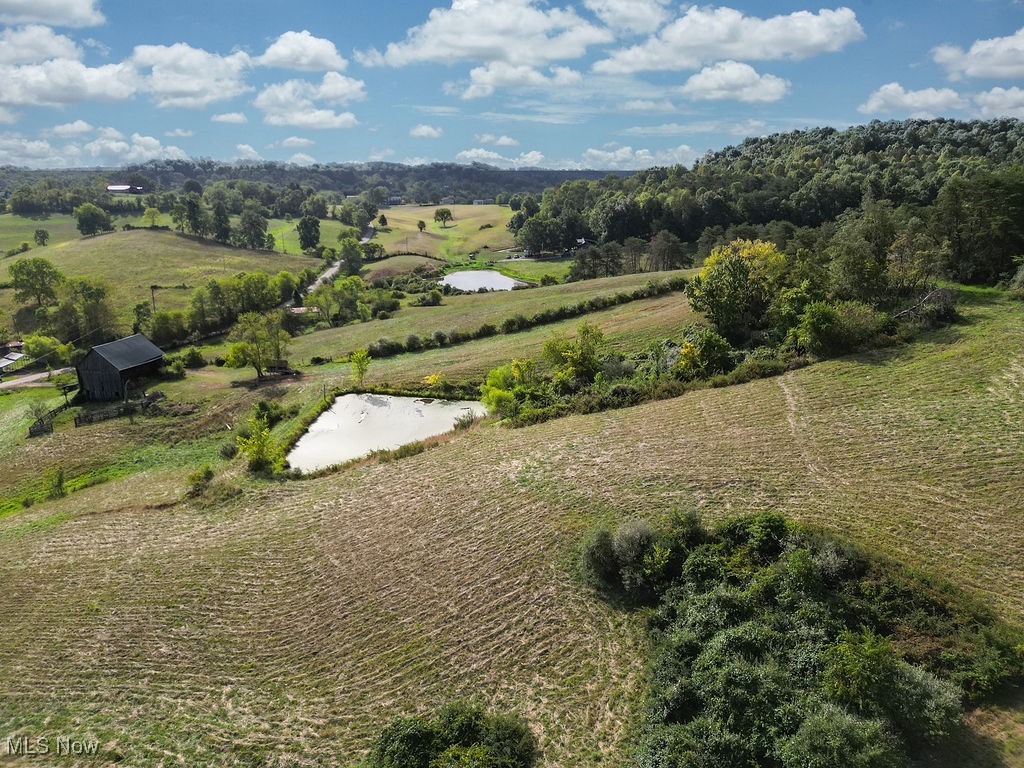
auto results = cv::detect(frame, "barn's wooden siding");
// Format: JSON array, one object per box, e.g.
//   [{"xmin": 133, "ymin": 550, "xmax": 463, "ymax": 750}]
[{"xmin": 76, "ymin": 352, "xmax": 125, "ymax": 401}]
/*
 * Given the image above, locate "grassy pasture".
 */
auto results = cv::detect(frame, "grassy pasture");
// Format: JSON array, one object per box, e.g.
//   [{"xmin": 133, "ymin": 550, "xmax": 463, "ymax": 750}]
[
  {"xmin": 361, "ymin": 254, "xmax": 446, "ymax": 282},
  {"xmin": 0, "ymin": 228, "xmax": 318, "ymax": 326},
  {"xmin": 0, "ymin": 212, "xmax": 82, "ymax": 253},
  {"xmin": 371, "ymin": 204, "xmax": 515, "ymax": 260},
  {"xmin": 0, "ymin": 289, "xmax": 1021, "ymax": 765},
  {"xmin": 249, "ymin": 269, "xmax": 690, "ymax": 365}
]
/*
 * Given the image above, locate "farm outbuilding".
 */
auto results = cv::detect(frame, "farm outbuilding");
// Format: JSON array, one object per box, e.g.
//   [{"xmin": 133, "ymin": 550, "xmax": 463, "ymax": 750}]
[{"xmin": 75, "ymin": 334, "xmax": 165, "ymax": 401}]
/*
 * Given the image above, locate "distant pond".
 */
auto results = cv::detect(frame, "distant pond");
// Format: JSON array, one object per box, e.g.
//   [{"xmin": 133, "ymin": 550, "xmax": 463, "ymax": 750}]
[
  {"xmin": 439, "ymin": 270, "xmax": 522, "ymax": 291},
  {"xmin": 286, "ymin": 394, "xmax": 487, "ymax": 473}
]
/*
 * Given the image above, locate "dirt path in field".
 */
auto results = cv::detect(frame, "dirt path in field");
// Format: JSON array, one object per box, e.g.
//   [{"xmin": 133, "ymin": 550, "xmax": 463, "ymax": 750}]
[{"xmin": 0, "ymin": 367, "xmax": 73, "ymax": 389}]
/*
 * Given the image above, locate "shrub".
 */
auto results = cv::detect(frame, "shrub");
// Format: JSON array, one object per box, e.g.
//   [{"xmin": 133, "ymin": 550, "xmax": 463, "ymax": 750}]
[
  {"xmin": 777, "ymin": 704, "xmax": 903, "ymax": 768},
  {"xmin": 186, "ymin": 465, "xmax": 214, "ymax": 498},
  {"xmin": 671, "ymin": 326, "xmax": 735, "ymax": 381},
  {"xmin": 413, "ymin": 289, "xmax": 443, "ymax": 307},
  {"xmin": 166, "ymin": 358, "xmax": 186, "ymax": 379},
  {"xmin": 368, "ymin": 702, "xmax": 535, "ymax": 768},
  {"xmin": 405, "ymin": 333, "xmax": 423, "ymax": 351},
  {"xmin": 219, "ymin": 441, "xmax": 239, "ymax": 459},
  {"xmin": 44, "ymin": 466, "xmax": 66, "ymax": 499},
  {"xmin": 580, "ymin": 526, "xmax": 619, "ymax": 592},
  {"xmin": 236, "ymin": 415, "xmax": 283, "ymax": 474},
  {"xmin": 500, "ymin": 314, "xmax": 529, "ymax": 334},
  {"xmin": 432, "ymin": 330, "xmax": 449, "ymax": 347},
  {"xmin": 181, "ymin": 347, "xmax": 207, "ymax": 368},
  {"xmin": 795, "ymin": 300, "xmax": 882, "ymax": 356},
  {"xmin": 540, "ymin": 274, "xmax": 558, "ymax": 285}
]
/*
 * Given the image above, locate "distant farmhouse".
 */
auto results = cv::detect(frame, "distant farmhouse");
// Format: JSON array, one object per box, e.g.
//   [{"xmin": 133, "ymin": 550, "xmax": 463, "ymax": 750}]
[
  {"xmin": 439, "ymin": 196, "xmax": 455, "ymax": 205},
  {"xmin": 386, "ymin": 196, "xmax": 404, "ymax": 206},
  {"xmin": 76, "ymin": 334, "xmax": 164, "ymax": 401},
  {"xmin": 473, "ymin": 199, "xmax": 494, "ymax": 205}
]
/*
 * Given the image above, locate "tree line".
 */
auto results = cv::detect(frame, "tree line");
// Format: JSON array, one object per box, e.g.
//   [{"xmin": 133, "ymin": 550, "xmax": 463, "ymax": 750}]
[{"xmin": 509, "ymin": 119, "xmax": 1024, "ymax": 287}]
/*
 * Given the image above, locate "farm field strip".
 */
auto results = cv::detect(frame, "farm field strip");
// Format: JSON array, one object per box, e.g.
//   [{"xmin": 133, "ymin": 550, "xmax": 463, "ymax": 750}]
[{"xmin": 0, "ymin": 291, "xmax": 1020, "ymax": 765}]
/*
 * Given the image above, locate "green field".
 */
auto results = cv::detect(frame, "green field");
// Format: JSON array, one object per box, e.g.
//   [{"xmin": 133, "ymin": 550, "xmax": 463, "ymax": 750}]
[
  {"xmin": 371, "ymin": 204, "xmax": 515, "ymax": 260},
  {"xmin": 361, "ymin": 254, "xmax": 446, "ymax": 282},
  {"xmin": 0, "ymin": 212, "xmax": 82, "ymax": 253},
  {"xmin": 0, "ymin": 287, "xmax": 1021, "ymax": 765},
  {"xmin": 0, "ymin": 228, "xmax": 319, "ymax": 326},
  {"xmin": 275, "ymin": 269, "xmax": 691, "ymax": 365}
]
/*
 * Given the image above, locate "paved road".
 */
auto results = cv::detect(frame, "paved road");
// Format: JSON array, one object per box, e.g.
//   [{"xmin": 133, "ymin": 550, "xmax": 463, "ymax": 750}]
[{"xmin": 0, "ymin": 367, "xmax": 73, "ymax": 389}]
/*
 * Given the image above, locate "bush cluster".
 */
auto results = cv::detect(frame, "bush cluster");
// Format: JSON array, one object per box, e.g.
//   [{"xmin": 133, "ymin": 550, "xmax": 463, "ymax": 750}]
[
  {"xmin": 578, "ymin": 512, "xmax": 1024, "ymax": 768},
  {"xmin": 368, "ymin": 701, "xmax": 536, "ymax": 768}
]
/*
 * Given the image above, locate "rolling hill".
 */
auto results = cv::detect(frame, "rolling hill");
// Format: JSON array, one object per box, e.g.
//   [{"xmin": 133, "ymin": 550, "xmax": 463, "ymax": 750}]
[{"xmin": 0, "ymin": 287, "xmax": 1020, "ymax": 766}]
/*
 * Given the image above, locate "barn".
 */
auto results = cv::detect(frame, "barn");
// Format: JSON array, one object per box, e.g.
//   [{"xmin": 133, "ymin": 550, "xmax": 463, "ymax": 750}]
[{"xmin": 76, "ymin": 334, "xmax": 165, "ymax": 401}]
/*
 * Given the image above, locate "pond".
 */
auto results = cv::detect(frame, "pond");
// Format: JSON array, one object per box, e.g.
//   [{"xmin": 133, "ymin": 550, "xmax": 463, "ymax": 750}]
[
  {"xmin": 439, "ymin": 270, "xmax": 522, "ymax": 291},
  {"xmin": 286, "ymin": 394, "xmax": 488, "ymax": 473}
]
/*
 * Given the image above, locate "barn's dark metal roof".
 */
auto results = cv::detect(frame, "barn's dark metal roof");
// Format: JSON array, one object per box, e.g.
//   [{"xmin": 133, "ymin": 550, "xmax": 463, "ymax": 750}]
[{"xmin": 89, "ymin": 334, "xmax": 164, "ymax": 371}]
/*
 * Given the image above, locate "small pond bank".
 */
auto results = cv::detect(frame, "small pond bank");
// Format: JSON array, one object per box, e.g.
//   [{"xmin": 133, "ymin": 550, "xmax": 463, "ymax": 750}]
[{"xmin": 286, "ymin": 393, "xmax": 487, "ymax": 473}]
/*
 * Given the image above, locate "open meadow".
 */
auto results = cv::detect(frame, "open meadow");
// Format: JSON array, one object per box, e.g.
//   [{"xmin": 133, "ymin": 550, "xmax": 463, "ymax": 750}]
[
  {"xmin": 0, "ymin": 229, "xmax": 319, "ymax": 326},
  {"xmin": 370, "ymin": 204, "xmax": 515, "ymax": 260},
  {"xmin": 0, "ymin": 286, "xmax": 1021, "ymax": 766}
]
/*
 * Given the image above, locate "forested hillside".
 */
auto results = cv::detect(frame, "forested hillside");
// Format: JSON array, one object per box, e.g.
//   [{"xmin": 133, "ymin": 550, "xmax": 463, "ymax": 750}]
[
  {"xmin": 510, "ymin": 118, "xmax": 1024, "ymax": 285},
  {"xmin": 0, "ymin": 161, "xmax": 617, "ymax": 213}
]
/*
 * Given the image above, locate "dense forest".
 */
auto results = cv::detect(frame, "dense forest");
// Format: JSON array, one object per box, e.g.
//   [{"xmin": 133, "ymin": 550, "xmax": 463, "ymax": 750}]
[{"xmin": 509, "ymin": 118, "xmax": 1024, "ymax": 285}]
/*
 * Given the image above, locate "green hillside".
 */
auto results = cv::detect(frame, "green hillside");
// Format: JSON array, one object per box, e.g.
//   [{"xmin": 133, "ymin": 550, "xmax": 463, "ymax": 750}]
[
  {"xmin": 0, "ymin": 228, "xmax": 319, "ymax": 324},
  {"xmin": 0, "ymin": 287, "xmax": 1020, "ymax": 766}
]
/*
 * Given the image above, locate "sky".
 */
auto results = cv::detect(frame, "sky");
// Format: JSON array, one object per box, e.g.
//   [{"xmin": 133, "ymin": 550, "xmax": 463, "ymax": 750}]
[{"xmin": 0, "ymin": 0, "xmax": 1022, "ymax": 170}]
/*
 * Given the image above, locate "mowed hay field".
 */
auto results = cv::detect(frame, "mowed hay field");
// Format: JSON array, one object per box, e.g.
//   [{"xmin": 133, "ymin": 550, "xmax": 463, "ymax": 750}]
[
  {"xmin": 371, "ymin": 204, "xmax": 515, "ymax": 259},
  {"xmin": 0, "ymin": 290, "xmax": 1022, "ymax": 766},
  {"xmin": 0, "ymin": 229, "xmax": 318, "ymax": 321},
  {"xmin": 278, "ymin": 269, "xmax": 691, "ymax": 365}
]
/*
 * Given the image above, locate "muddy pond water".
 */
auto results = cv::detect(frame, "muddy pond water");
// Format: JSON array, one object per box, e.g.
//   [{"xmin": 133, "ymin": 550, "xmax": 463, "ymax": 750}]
[
  {"xmin": 439, "ymin": 270, "xmax": 521, "ymax": 291},
  {"xmin": 286, "ymin": 394, "xmax": 487, "ymax": 473}
]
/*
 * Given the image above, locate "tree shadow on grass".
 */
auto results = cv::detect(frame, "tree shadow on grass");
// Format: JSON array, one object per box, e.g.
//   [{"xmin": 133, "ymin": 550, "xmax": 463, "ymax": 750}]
[{"xmin": 912, "ymin": 685, "xmax": 1024, "ymax": 768}]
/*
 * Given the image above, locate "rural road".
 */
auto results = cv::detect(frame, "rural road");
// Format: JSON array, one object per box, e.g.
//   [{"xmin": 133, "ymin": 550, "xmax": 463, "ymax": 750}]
[
  {"xmin": 305, "ymin": 224, "xmax": 375, "ymax": 294},
  {"xmin": 0, "ymin": 367, "xmax": 73, "ymax": 389}
]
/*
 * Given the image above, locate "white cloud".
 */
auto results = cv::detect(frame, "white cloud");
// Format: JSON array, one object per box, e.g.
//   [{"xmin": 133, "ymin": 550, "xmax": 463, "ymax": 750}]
[
  {"xmin": 82, "ymin": 131, "xmax": 186, "ymax": 165},
  {"xmin": 131, "ymin": 43, "xmax": 252, "ymax": 108},
  {"xmin": 623, "ymin": 118, "xmax": 767, "ymax": 137},
  {"xmin": 974, "ymin": 86, "xmax": 1024, "ymax": 118},
  {"xmin": 0, "ymin": 133, "xmax": 60, "ymax": 165},
  {"xmin": 369, "ymin": 148, "xmax": 396, "ymax": 161},
  {"xmin": 288, "ymin": 152, "xmax": 315, "ymax": 165},
  {"xmin": 0, "ymin": 59, "xmax": 136, "ymax": 106},
  {"xmin": 595, "ymin": 6, "xmax": 864, "ymax": 74},
  {"xmin": 933, "ymin": 28, "xmax": 1024, "ymax": 81},
  {"xmin": 680, "ymin": 61, "xmax": 789, "ymax": 102},
  {"xmin": 584, "ymin": 0, "xmax": 669, "ymax": 34},
  {"xmin": 280, "ymin": 135, "xmax": 313, "ymax": 147},
  {"xmin": 0, "ymin": 0, "xmax": 103, "ymax": 27},
  {"xmin": 358, "ymin": 0, "xmax": 612, "ymax": 68},
  {"xmin": 254, "ymin": 73, "xmax": 363, "ymax": 129},
  {"xmin": 0, "ymin": 25, "xmax": 80, "ymax": 64},
  {"xmin": 477, "ymin": 133, "xmax": 519, "ymax": 146},
  {"xmin": 317, "ymin": 71, "xmax": 366, "ymax": 104},
  {"xmin": 621, "ymin": 99, "xmax": 676, "ymax": 112},
  {"xmin": 212, "ymin": 112, "xmax": 247, "ymax": 123},
  {"xmin": 410, "ymin": 123, "xmax": 443, "ymax": 138},
  {"xmin": 47, "ymin": 119, "xmax": 92, "ymax": 136},
  {"xmin": 858, "ymin": 82, "xmax": 967, "ymax": 117},
  {"xmin": 235, "ymin": 143, "xmax": 261, "ymax": 160},
  {"xmin": 575, "ymin": 143, "xmax": 698, "ymax": 170},
  {"xmin": 251, "ymin": 72, "xmax": 364, "ymax": 128},
  {"xmin": 461, "ymin": 62, "xmax": 582, "ymax": 98},
  {"xmin": 258, "ymin": 30, "xmax": 347, "ymax": 71},
  {"xmin": 165, "ymin": 128, "xmax": 195, "ymax": 137},
  {"xmin": 0, "ymin": 107, "xmax": 17, "ymax": 123},
  {"xmin": 455, "ymin": 146, "xmax": 546, "ymax": 167}
]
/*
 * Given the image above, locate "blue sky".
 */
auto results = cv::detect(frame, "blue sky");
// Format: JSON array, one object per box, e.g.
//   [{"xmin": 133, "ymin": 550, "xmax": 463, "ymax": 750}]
[{"xmin": 0, "ymin": 0, "xmax": 1022, "ymax": 169}]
